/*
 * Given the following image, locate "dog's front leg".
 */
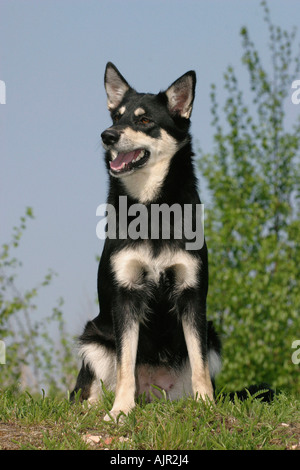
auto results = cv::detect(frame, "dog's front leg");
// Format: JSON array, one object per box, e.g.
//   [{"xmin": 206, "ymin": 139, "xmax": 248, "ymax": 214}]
[
  {"xmin": 182, "ymin": 316, "xmax": 214, "ymax": 402},
  {"xmin": 104, "ymin": 320, "xmax": 139, "ymax": 422}
]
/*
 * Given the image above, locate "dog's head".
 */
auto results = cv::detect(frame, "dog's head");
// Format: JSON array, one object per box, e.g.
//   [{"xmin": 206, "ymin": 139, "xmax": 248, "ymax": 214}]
[{"xmin": 101, "ymin": 62, "xmax": 196, "ymax": 179}]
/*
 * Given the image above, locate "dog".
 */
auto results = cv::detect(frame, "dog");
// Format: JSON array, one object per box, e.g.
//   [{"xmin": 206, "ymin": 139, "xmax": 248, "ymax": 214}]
[{"xmin": 71, "ymin": 62, "xmax": 222, "ymax": 421}]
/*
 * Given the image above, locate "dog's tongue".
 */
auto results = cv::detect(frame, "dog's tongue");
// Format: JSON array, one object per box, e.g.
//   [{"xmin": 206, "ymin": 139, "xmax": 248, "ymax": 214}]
[{"xmin": 110, "ymin": 150, "xmax": 142, "ymax": 171}]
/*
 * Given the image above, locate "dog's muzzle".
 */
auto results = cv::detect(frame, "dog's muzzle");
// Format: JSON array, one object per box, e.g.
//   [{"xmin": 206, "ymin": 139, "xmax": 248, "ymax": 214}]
[{"xmin": 101, "ymin": 127, "xmax": 150, "ymax": 176}]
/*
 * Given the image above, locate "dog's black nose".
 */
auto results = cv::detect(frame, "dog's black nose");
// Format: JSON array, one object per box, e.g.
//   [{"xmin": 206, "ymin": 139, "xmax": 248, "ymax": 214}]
[{"xmin": 101, "ymin": 129, "xmax": 120, "ymax": 146}]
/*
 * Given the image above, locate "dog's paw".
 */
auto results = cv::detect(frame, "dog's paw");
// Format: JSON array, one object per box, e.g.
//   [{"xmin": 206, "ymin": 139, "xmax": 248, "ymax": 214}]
[
  {"xmin": 193, "ymin": 384, "xmax": 214, "ymax": 403},
  {"xmin": 197, "ymin": 391, "xmax": 214, "ymax": 402},
  {"xmin": 103, "ymin": 409, "xmax": 126, "ymax": 423},
  {"xmin": 87, "ymin": 397, "xmax": 100, "ymax": 407},
  {"xmin": 103, "ymin": 401, "xmax": 135, "ymax": 422}
]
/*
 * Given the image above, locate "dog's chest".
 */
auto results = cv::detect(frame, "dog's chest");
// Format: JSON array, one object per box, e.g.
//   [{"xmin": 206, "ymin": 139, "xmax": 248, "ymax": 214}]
[{"xmin": 111, "ymin": 245, "xmax": 199, "ymax": 291}]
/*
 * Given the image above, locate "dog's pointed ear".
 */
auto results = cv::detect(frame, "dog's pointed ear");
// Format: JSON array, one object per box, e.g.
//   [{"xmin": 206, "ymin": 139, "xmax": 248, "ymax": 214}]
[
  {"xmin": 165, "ymin": 71, "xmax": 196, "ymax": 119},
  {"xmin": 104, "ymin": 62, "xmax": 131, "ymax": 111}
]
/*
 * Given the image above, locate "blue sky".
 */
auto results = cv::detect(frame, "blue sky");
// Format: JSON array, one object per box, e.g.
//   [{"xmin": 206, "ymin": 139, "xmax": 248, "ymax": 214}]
[{"xmin": 1, "ymin": 0, "xmax": 300, "ymax": 338}]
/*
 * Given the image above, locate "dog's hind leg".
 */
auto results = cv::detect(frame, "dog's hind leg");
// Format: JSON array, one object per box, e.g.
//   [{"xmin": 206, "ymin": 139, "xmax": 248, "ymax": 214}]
[
  {"xmin": 70, "ymin": 316, "xmax": 118, "ymax": 404},
  {"xmin": 71, "ymin": 340, "xmax": 117, "ymax": 405},
  {"xmin": 207, "ymin": 320, "xmax": 222, "ymax": 392},
  {"xmin": 70, "ymin": 361, "xmax": 96, "ymax": 402}
]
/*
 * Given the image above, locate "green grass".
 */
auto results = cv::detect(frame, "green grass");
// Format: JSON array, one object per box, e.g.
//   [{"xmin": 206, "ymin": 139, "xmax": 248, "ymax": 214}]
[{"xmin": 0, "ymin": 387, "xmax": 299, "ymax": 450}]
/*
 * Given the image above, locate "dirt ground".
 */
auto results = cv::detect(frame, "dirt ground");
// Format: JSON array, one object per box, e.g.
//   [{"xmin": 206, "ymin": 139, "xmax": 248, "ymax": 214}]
[
  {"xmin": 0, "ymin": 422, "xmax": 46, "ymax": 450},
  {"xmin": 1, "ymin": 420, "xmax": 300, "ymax": 450}
]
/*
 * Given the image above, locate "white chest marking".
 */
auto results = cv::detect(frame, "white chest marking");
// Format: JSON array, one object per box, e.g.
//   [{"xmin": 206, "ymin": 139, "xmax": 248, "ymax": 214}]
[{"xmin": 111, "ymin": 245, "xmax": 199, "ymax": 290}]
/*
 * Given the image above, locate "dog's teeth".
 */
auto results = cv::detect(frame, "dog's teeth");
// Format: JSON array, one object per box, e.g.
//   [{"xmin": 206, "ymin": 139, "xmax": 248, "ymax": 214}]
[{"xmin": 133, "ymin": 150, "xmax": 144, "ymax": 163}]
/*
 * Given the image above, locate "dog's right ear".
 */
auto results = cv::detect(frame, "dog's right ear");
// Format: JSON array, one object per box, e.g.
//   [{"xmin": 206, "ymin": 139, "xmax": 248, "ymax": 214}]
[{"xmin": 104, "ymin": 62, "xmax": 131, "ymax": 111}]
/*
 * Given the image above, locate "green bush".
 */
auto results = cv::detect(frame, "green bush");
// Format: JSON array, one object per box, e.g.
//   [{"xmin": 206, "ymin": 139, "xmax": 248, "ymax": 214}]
[
  {"xmin": 0, "ymin": 208, "xmax": 78, "ymax": 394},
  {"xmin": 199, "ymin": 2, "xmax": 300, "ymax": 393}
]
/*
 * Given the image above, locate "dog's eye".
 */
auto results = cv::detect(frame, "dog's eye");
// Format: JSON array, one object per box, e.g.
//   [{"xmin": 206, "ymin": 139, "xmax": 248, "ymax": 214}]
[
  {"xmin": 140, "ymin": 117, "xmax": 151, "ymax": 124},
  {"xmin": 113, "ymin": 114, "xmax": 120, "ymax": 122}
]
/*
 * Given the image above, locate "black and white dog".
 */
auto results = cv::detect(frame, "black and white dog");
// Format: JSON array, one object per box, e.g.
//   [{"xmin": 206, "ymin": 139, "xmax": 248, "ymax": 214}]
[{"xmin": 71, "ymin": 63, "xmax": 222, "ymax": 421}]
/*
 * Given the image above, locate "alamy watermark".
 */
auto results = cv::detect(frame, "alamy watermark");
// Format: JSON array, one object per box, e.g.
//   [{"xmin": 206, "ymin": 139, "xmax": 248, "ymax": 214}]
[
  {"xmin": 0, "ymin": 340, "xmax": 6, "ymax": 364},
  {"xmin": 0, "ymin": 80, "xmax": 6, "ymax": 104},
  {"xmin": 291, "ymin": 340, "xmax": 300, "ymax": 365},
  {"xmin": 291, "ymin": 80, "xmax": 300, "ymax": 104},
  {"xmin": 96, "ymin": 196, "xmax": 204, "ymax": 250}
]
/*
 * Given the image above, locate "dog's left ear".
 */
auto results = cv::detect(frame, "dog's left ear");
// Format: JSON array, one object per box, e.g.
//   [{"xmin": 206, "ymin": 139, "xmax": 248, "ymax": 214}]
[
  {"xmin": 104, "ymin": 62, "xmax": 131, "ymax": 111},
  {"xmin": 165, "ymin": 71, "xmax": 196, "ymax": 119}
]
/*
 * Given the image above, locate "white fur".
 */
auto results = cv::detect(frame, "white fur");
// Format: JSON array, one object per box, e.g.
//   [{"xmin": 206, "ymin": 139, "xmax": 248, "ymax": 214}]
[
  {"xmin": 182, "ymin": 318, "xmax": 214, "ymax": 400},
  {"xmin": 105, "ymin": 322, "xmax": 139, "ymax": 421},
  {"xmin": 208, "ymin": 349, "xmax": 222, "ymax": 379},
  {"xmin": 111, "ymin": 244, "xmax": 199, "ymax": 291},
  {"xmin": 167, "ymin": 350, "xmax": 221, "ymax": 399},
  {"xmin": 108, "ymin": 128, "xmax": 182, "ymax": 202},
  {"xmin": 79, "ymin": 343, "xmax": 116, "ymax": 395},
  {"xmin": 78, "ymin": 344, "xmax": 219, "ymax": 406}
]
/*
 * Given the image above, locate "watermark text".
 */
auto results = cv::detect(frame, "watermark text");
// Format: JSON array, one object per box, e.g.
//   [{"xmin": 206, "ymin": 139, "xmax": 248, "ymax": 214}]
[
  {"xmin": 291, "ymin": 340, "xmax": 300, "ymax": 365},
  {"xmin": 96, "ymin": 196, "xmax": 204, "ymax": 250},
  {"xmin": 291, "ymin": 80, "xmax": 300, "ymax": 104},
  {"xmin": 0, "ymin": 80, "xmax": 6, "ymax": 104},
  {"xmin": 0, "ymin": 340, "xmax": 6, "ymax": 364}
]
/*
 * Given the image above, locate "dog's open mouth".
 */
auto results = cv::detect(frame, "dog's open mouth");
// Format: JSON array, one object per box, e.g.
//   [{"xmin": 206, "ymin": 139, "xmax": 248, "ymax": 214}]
[{"xmin": 110, "ymin": 149, "xmax": 150, "ymax": 175}]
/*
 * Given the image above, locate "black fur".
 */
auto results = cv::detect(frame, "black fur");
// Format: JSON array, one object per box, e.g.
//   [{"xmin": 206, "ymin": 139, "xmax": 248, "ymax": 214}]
[
  {"xmin": 71, "ymin": 63, "xmax": 220, "ymax": 410},
  {"xmin": 71, "ymin": 64, "xmax": 275, "ymax": 411}
]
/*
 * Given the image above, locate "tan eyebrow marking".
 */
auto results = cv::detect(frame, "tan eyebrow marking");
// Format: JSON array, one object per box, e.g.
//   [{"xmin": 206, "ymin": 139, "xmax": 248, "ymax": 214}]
[
  {"xmin": 134, "ymin": 107, "xmax": 146, "ymax": 116},
  {"xmin": 119, "ymin": 106, "xmax": 126, "ymax": 115}
]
